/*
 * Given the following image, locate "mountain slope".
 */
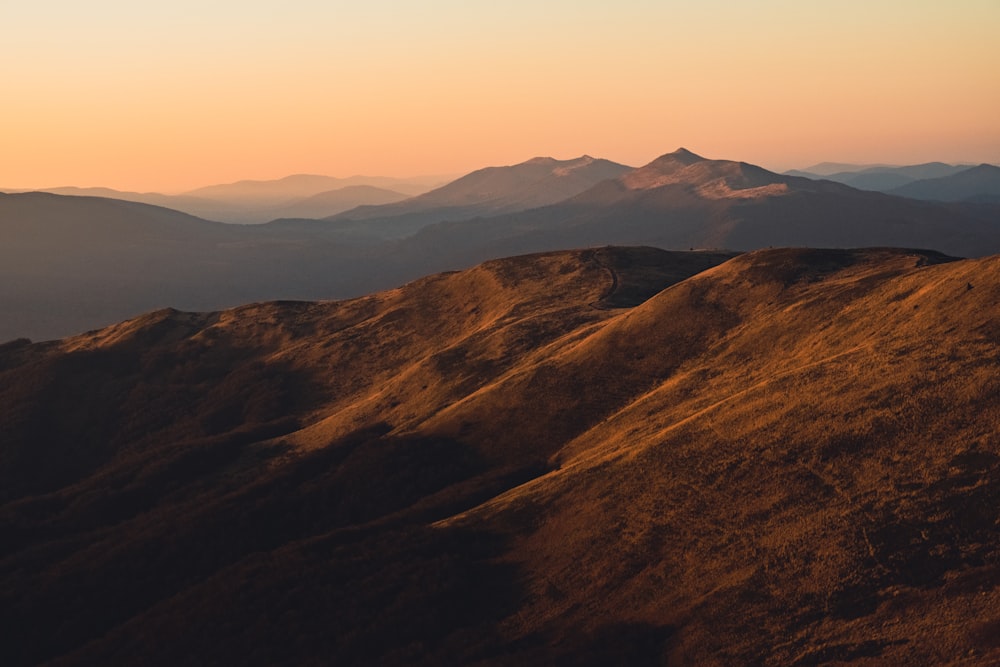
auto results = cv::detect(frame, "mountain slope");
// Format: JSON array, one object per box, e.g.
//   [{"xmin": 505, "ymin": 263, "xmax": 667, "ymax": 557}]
[
  {"xmin": 323, "ymin": 155, "xmax": 633, "ymax": 238},
  {"xmin": 1, "ymin": 246, "xmax": 998, "ymax": 665},
  {"xmin": 888, "ymin": 164, "xmax": 1000, "ymax": 203}
]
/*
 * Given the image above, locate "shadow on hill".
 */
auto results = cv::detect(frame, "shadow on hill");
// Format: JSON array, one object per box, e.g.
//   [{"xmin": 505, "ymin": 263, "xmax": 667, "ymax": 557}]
[
  {"xmin": 2, "ymin": 423, "xmax": 554, "ymax": 666},
  {"xmin": 590, "ymin": 246, "xmax": 740, "ymax": 308}
]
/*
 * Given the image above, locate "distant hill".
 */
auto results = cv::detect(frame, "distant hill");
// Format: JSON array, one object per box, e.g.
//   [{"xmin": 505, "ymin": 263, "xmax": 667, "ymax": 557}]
[
  {"xmin": 786, "ymin": 162, "xmax": 975, "ymax": 192},
  {"xmin": 2, "ymin": 247, "xmax": 998, "ymax": 665},
  {"xmin": 888, "ymin": 164, "xmax": 1000, "ymax": 203},
  {"xmin": 323, "ymin": 155, "xmax": 633, "ymax": 238},
  {"xmin": 0, "ymin": 192, "xmax": 402, "ymax": 341},
  {"xmin": 1, "ymin": 176, "xmax": 441, "ymax": 224},
  {"xmin": 181, "ymin": 173, "xmax": 436, "ymax": 205},
  {"xmin": 794, "ymin": 161, "xmax": 898, "ymax": 176},
  {"xmin": 175, "ymin": 174, "xmax": 445, "ymax": 223},
  {"xmin": 259, "ymin": 184, "xmax": 409, "ymax": 220},
  {"xmin": 3, "ymin": 186, "xmax": 246, "ymax": 222}
]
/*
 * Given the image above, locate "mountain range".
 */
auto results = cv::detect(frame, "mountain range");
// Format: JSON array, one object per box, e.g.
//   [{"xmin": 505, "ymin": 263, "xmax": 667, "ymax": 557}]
[
  {"xmin": 0, "ymin": 174, "xmax": 443, "ymax": 224},
  {"xmin": 887, "ymin": 164, "xmax": 1000, "ymax": 203},
  {"xmin": 2, "ymin": 148, "xmax": 999, "ymax": 342},
  {"xmin": 784, "ymin": 161, "xmax": 994, "ymax": 195},
  {"xmin": 317, "ymin": 155, "xmax": 633, "ymax": 239},
  {"xmin": 2, "ymin": 246, "xmax": 998, "ymax": 665}
]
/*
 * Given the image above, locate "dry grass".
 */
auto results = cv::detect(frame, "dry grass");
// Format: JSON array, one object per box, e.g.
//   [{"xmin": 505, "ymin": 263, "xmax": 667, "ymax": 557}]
[{"xmin": 1, "ymin": 246, "xmax": 998, "ymax": 665}]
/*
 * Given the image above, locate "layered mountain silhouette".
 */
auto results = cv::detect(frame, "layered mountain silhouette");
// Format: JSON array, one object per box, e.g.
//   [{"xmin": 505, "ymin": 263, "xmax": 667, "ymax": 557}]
[
  {"xmin": 0, "ymin": 192, "xmax": 408, "ymax": 341},
  {"xmin": 396, "ymin": 149, "xmax": 1000, "ymax": 264},
  {"xmin": 887, "ymin": 164, "xmax": 1000, "ymax": 203},
  {"xmin": 2, "ymin": 246, "xmax": 998, "ymax": 665},
  {"xmin": 264, "ymin": 184, "xmax": 409, "ymax": 219},
  {"xmin": 3, "ymin": 149, "xmax": 1000, "ymax": 342},
  {"xmin": 1, "ymin": 175, "xmax": 438, "ymax": 224},
  {"xmin": 786, "ymin": 162, "xmax": 975, "ymax": 192},
  {"xmin": 320, "ymin": 155, "xmax": 633, "ymax": 238}
]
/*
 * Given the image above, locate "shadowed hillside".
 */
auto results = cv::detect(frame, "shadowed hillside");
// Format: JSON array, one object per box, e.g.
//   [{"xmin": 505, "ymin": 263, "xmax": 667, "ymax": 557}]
[{"xmin": 1, "ymin": 246, "xmax": 998, "ymax": 665}]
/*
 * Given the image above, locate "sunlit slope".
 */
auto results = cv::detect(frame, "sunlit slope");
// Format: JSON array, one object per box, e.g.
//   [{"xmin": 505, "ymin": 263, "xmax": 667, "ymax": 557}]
[
  {"xmin": 1, "ymin": 247, "xmax": 998, "ymax": 665},
  {"xmin": 439, "ymin": 247, "xmax": 1000, "ymax": 664}
]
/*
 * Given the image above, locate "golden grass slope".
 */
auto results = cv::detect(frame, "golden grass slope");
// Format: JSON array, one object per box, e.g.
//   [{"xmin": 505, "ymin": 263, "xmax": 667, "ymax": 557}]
[
  {"xmin": 1, "ymin": 246, "xmax": 998, "ymax": 665},
  {"xmin": 441, "ymin": 248, "xmax": 1000, "ymax": 664}
]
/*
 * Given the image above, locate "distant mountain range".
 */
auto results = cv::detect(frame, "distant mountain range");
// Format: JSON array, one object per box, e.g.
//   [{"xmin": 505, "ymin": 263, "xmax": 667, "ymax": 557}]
[
  {"xmin": 2, "ymin": 149, "xmax": 999, "ymax": 341},
  {"xmin": 0, "ymin": 174, "xmax": 443, "ymax": 224},
  {"xmin": 3, "ymin": 246, "xmax": 998, "ymax": 665},
  {"xmin": 887, "ymin": 164, "xmax": 1000, "ymax": 203},
  {"xmin": 315, "ymin": 155, "xmax": 633, "ymax": 238},
  {"xmin": 784, "ymin": 161, "xmax": 997, "ymax": 197},
  {"xmin": 394, "ymin": 149, "xmax": 1000, "ymax": 265}
]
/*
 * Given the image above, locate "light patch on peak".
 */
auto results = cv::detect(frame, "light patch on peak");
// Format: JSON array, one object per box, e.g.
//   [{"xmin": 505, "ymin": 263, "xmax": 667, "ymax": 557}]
[
  {"xmin": 697, "ymin": 180, "xmax": 790, "ymax": 199},
  {"xmin": 553, "ymin": 156, "xmax": 596, "ymax": 177}
]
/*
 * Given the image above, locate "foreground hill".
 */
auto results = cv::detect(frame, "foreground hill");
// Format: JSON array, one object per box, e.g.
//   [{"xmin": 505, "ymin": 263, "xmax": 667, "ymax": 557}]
[{"xmin": 1, "ymin": 246, "xmax": 998, "ymax": 665}]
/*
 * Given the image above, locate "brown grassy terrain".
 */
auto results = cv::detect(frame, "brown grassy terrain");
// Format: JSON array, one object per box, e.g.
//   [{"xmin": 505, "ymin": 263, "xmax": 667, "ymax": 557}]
[{"xmin": 1, "ymin": 246, "xmax": 997, "ymax": 665}]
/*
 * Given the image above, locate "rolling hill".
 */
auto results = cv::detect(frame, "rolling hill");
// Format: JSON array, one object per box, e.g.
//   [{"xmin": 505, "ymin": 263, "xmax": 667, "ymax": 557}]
[{"xmin": 1, "ymin": 246, "xmax": 998, "ymax": 665}]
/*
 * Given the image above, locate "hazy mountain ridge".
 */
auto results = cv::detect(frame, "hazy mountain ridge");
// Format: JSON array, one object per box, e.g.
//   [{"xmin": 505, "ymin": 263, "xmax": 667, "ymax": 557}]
[
  {"xmin": 321, "ymin": 155, "xmax": 633, "ymax": 238},
  {"xmin": 887, "ymin": 163, "xmax": 1000, "ymax": 203},
  {"xmin": 2, "ymin": 246, "xmax": 998, "ymax": 665},
  {"xmin": 785, "ymin": 162, "xmax": 982, "ymax": 193},
  {"xmin": 4, "ymin": 149, "xmax": 1000, "ymax": 342},
  {"xmin": 0, "ymin": 192, "xmax": 402, "ymax": 341},
  {"xmin": 1, "ymin": 174, "xmax": 440, "ymax": 224},
  {"xmin": 180, "ymin": 173, "xmax": 439, "ymax": 203}
]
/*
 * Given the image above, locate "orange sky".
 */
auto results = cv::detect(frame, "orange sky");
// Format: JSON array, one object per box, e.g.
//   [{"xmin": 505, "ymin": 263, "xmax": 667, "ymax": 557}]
[{"xmin": 2, "ymin": 1, "xmax": 998, "ymax": 192}]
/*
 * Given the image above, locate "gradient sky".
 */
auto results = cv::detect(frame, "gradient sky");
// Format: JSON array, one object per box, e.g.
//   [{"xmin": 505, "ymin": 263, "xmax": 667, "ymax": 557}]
[{"xmin": 2, "ymin": 0, "xmax": 998, "ymax": 192}]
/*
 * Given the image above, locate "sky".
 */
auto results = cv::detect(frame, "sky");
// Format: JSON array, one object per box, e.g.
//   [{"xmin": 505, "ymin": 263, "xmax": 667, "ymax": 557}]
[{"xmin": 2, "ymin": 0, "xmax": 998, "ymax": 192}]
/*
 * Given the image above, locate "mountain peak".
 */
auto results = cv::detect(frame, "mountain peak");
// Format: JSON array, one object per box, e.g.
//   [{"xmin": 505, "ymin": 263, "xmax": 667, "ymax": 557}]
[
  {"xmin": 619, "ymin": 150, "xmax": 788, "ymax": 197},
  {"xmin": 523, "ymin": 156, "xmax": 558, "ymax": 166},
  {"xmin": 668, "ymin": 147, "xmax": 705, "ymax": 162}
]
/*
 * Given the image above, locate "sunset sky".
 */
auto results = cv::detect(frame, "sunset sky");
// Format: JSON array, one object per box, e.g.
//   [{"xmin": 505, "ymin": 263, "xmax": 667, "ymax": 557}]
[{"xmin": 2, "ymin": 0, "xmax": 998, "ymax": 192}]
